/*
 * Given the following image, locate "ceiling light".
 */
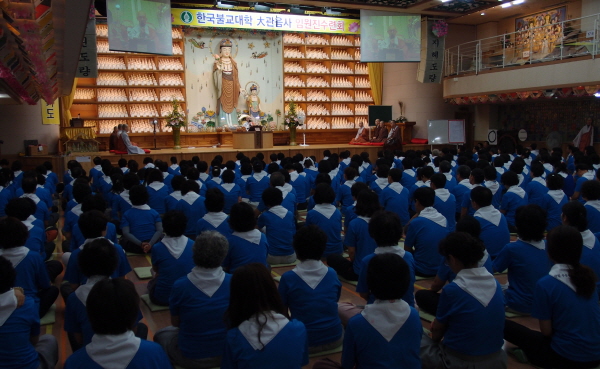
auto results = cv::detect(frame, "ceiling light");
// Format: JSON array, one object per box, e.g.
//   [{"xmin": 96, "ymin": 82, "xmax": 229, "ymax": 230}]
[
  {"xmin": 216, "ymin": 0, "xmax": 236, "ymax": 9},
  {"xmin": 480, "ymin": 12, "xmax": 485, "ymax": 15},
  {"xmin": 289, "ymin": 5, "xmax": 304, "ymax": 14},
  {"xmin": 323, "ymin": 7, "xmax": 343, "ymax": 15},
  {"xmin": 512, "ymin": 0, "xmax": 524, "ymax": 4},
  {"xmin": 501, "ymin": 2, "xmax": 512, "ymax": 8},
  {"xmin": 595, "ymin": 93, "xmax": 600, "ymax": 98},
  {"xmin": 0, "ymin": 93, "xmax": 10, "ymax": 99},
  {"xmin": 441, "ymin": 0, "xmax": 451, "ymax": 2},
  {"xmin": 250, "ymin": 2, "xmax": 273, "ymax": 11}
]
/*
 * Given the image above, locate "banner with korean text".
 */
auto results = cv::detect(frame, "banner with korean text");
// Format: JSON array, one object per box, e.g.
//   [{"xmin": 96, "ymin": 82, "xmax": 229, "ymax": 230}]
[
  {"xmin": 171, "ymin": 8, "xmax": 360, "ymax": 34},
  {"xmin": 417, "ymin": 19, "xmax": 444, "ymax": 84}
]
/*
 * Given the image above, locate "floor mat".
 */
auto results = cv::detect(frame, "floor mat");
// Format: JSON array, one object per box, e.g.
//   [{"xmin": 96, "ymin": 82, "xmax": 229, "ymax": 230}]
[
  {"xmin": 134, "ymin": 267, "xmax": 153, "ymax": 280},
  {"xmin": 270, "ymin": 260, "xmax": 300, "ymax": 268},
  {"xmin": 338, "ymin": 275, "xmax": 358, "ymax": 286},
  {"xmin": 40, "ymin": 304, "xmax": 56, "ymax": 326},
  {"xmin": 140, "ymin": 294, "xmax": 169, "ymax": 312},
  {"xmin": 309, "ymin": 344, "xmax": 343, "ymax": 358},
  {"xmin": 418, "ymin": 310, "xmax": 435, "ymax": 323}
]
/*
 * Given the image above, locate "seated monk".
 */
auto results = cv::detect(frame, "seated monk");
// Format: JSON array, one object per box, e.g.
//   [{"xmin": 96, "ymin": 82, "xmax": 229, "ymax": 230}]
[
  {"xmin": 371, "ymin": 120, "xmax": 388, "ymax": 143},
  {"xmin": 350, "ymin": 121, "xmax": 370, "ymax": 144},
  {"xmin": 383, "ymin": 122, "xmax": 403, "ymax": 152},
  {"xmin": 119, "ymin": 124, "xmax": 146, "ymax": 154}
]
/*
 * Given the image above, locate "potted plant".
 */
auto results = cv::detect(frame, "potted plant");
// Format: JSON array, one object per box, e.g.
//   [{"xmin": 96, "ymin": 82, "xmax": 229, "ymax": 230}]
[
  {"xmin": 284, "ymin": 102, "xmax": 304, "ymax": 145},
  {"xmin": 164, "ymin": 98, "xmax": 186, "ymax": 149}
]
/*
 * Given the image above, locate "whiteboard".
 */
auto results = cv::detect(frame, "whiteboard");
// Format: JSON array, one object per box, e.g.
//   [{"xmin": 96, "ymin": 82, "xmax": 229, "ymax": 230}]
[
  {"xmin": 427, "ymin": 120, "xmax": 449, "ymax": 144},
  {"xmin": 448, "ymin": 120, "xmax": 465, "ymax": 144}
]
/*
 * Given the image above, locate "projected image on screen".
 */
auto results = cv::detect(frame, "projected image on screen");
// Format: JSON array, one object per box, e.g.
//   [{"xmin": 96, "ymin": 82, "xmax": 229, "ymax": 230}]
[
  {"xmin": 360, "ymin": 10, "xmax": 421, "ymax": 63},
  {"xmin": 107, "ymin": 0, "xmax": 172, "ymax": 55}
]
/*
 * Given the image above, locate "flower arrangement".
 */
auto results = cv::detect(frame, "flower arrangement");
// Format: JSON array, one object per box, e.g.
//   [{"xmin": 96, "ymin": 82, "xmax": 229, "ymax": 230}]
[
  {"xmin": 432, "ymin": 20, "xmax": 448, "ymax": 38},
  {"xmin": 165, "ymin": 98, "xmax": 186, "ymax": 128},
  {"xmin": 284, "ymin": 102, "xmax": 304, "ymax": 128},
  {"xmin": 395, "ymin": 101, "xmax": 408, "ymax": 123},
  {"xmin": 260, "ymin": 113, "xmax": 273, "ymax": 126}
]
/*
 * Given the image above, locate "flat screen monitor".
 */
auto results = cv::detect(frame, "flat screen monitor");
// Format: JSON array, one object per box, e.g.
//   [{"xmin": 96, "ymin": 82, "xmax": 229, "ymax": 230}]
[{"xmin": 360, "ymin": 10, "xmax": 421, "ymax": 63}]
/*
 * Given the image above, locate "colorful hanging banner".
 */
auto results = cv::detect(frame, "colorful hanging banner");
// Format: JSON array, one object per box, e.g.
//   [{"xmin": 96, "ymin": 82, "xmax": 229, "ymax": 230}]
[
  {"xmin": 41, "ymin": 99, "xmax": 60, "ymax": 125},
  {"xmin": 171, "ymin": 8, "xmax": 360, "ymax": 34},
  {"xmin": 76, "ymin": 19, "xmax": 98, "ymax": 78},
  {"xmin": 417, "ymin": 19, "xmax": 445, "ymax": 84}
]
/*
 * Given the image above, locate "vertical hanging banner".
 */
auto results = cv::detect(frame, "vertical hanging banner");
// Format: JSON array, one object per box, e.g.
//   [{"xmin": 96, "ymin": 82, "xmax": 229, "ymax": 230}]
[
  {"xmin": 417, "ymin": 19, "xmax": 446, "ymax": 83},
  {"xmin": 76, "ymin": 18, "xmax": 98, "ymax": 78},
  {"xmin": 107, "ymin": 0, "xmax": 173, "ymax": 55},
  {"xmin": 41, "ymin": 99, "xmax": 60, "ymax": 125}
]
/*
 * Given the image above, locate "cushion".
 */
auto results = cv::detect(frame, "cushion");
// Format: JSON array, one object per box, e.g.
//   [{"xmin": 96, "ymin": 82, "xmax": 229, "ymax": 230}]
[
  {"xmin": 112, "ymin": 149, "xmax": 151, "ymax": 154},
  {"xmin": 348, "ymin": 142, "xmax": 384, "ymax": 146},
  {"xmin": 410, "ymin": 138, "xmax": 428, "ymax": 144}
]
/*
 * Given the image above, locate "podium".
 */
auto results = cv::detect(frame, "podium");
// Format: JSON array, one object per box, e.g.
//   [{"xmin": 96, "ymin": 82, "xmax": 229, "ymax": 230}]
[{"xmin": 232, "ymin": 130, "xmax": 273, "ymax": 149}]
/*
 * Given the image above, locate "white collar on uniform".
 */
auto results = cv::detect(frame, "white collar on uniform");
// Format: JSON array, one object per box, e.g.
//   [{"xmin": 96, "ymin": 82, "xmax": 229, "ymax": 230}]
[
  {"xmin": 199, "ymin": 173, "xmax": 209, "ymax": 182},
  {"xmin": 282, "ymin": 183, "xmax": 294, "ymax": 193},
  {"xmin": 388, "ymin": 182, "xmax": 404, "ymax": 194},
  {"xmin": 474, "ymin": 205, "xmax": 502, "ymax": 226},
  {"xmin": 292, "ymin": 259, "xmax": 329, "ymax": 289},
  {"xmin": 374, "ymin": 177, "xmax": 388, "ymax": 190},
  {"xmin": 221, "ymin": 183, "xmax": 235, "ymax": 192},
  {"xmin": 549, "ymin": 264, "xmax": 575, "ymax": 292},
  {"xmin": 169, "ymin": 190, "xmax": 182, "ymax": 200},
  {"xmin": 517, "ymin": 173, "xmax": 524, "ymax": 186},
  {"xmin": 233, "ymin": 229, "xmax": 262, "ymax": 244},
  {"xmin": 145, "ymin": 163, "xmax": 155, "ymax": 169},
  {"xmin": 403, "ymin": 169, "xmax": 415, "ymax": 177},
  {"xmin": 203, "ymin": 212, "xmax": 228, "ymax": 228},
  {"xmin": 453, "ymin": 267, "xmax": 497, "ymax": 307},
  {"xmin": 182, "ymin": 192, "xmax": 200, "ymax": 205},
  {"xmin": 374, "ymin": 245, "xmax": 405, "ymax": 258},
  {"xmin": 495, "ymin": 167, "xmax": 505, "ymax": 175},
  {"xmin": 558, "ymin": 172, "xmax": 567, "ymax": 178},
  {"xmin": 507, "ymin": 185, "xmax": 526, "ymax": 198},
  {"xmin": 0, "ymin": 246, "xmax": 29, "ymax": 268},
  {"xmin": 543, "ymin": 163, "xmax": 554, "ymax": 172},
  {"xmin": 586, "ymin": 200, "xmax": 600, "ymax": 214},
  {"xmin": 211, "ymin": 177, "xmax": 223, "ymax": 185},
  {"xmin": 86, "ymin": 331, "xmax": 141, "ymax": 369},
  {"xmin": 80, "ymin": 237, "xmax": 114, "ymax": 250},
  {"xmin": 187, "ymin": 266, "xmax": 226, "ymax": 297},
  {"xmin": 418, "ymin": 207, "xmax": 447, "ymax": 227},
  {"xmin": 20, "ymin": 193, "xmax": 40, "ymax": 204},
  {"xmin": 162, "ymin": 172, "xmax": 169, "ymax": 179},
  {"xmin": 148, "ymin": 182, "xmax": 165, "ymax": 191},
  {"xmin": 131, "ymin": 204, "xmax": 151, "ymax": 210},
  {"xmin": 518, "ymin": 238, "xmax": 545, "ymax": 250},
  {"xmin": 532, "ymin": 177, "xmax": 546, "ymax": 186},
  {"xmin": 170, "ymin": 164, "xmax": 179, "ymax": 170},
  {"xmin": 21, "ymin": 217, "xmax": 34, "ymax": 231},
  {"xmin": 434, "ymin": 188, "xmax": 450, "ymax": 202},
  {"xmin": 479, "ymin": 250, "xmax": 490, "ymax": 267},
  {"xmin": 484, "ymin": 181, "xmax": 499, "ymax": 195},
  {"xmin": 71, "ymin": 203, "xmax": 83, "ymax": 217},
  {"xmin": 161, "ymin": 235, "xmax": 189, "ymax": 259},
  {"xmin": 583, "ymin": 172, "xmax": 595, "ymax": 181},
  {"xmin": 253, "ymin": 172, "xmax": 267, "ymax": 181},
  {"xmin": 0, "ymin": 290, "xmax": 17, "ymax": 326},
  {"xmin": 120, "ymin": 190, "xmax": 131, "ymax": 204},
  {"xmin": 443, "ymin": 172, "xmax": 452, "ymax": 182},
  {"xmin": 361, "ymin": 299, "xmax": 411, "ymax": 342},
  {"xmin": 458, "ymin": 179, "xmax": 473, "ymax": 189},
  {"xmin": 102, "ymin": 175, "xmax": 112, "ymax": 185},
  {"xmin": 547, "ymin": 190, "xmax": 565, "ymax": 204},
  {"xmin": 344, "ymin": 179, "xmax": 356, "ymax": 188},
  {"xmin": 290, "ymin": 171, "xmax": 299, "ymax": 182},
  {"xmin": 93, "ymin": 165, "xmax": 102, "ymax": 171},
  {"xmin": 357, "ymin": 216, "xmax": 371, "ymax": 224},
  {"xmin": 75, "ymin": 275, "xmax": 106, "ymax": 306},
  {"xmin": 239, "ymin": 312, "xmax": 289, "ymax": 350},
  {"xmin": 313, "ymin": 204, "xmax": 336, "ymax": 219},
  {"xmin": 275, "ymin": 186, "xmax": 290, "ymax": 200},
  {"xmin": 581, "ymin": 230, "xmax": 596, "ymax": 250},
  {"xmin": 268, "ymin": 205, "xmax": 288, "ymax": 219}
]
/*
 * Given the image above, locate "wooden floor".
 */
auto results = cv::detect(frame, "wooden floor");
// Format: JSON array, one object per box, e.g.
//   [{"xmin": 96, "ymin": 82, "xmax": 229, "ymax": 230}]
[{"xmin": 46, "ymin": 219, "xmax": 536, "ymax": 369}]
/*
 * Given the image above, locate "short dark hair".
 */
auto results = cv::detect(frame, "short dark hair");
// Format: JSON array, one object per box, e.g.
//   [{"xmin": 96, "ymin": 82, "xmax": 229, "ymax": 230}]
[
  {"xmin": 351, "ymin": 182, "xmax": 369, "ymax": 198},
  {"xmin": 376, "ymin": 164, "xmax": 390, "ymax": 179},
  {"xmin": 87, "ymin": 278, "xmax": 139, "ymax": 335},
  {"xmin": 456, "ymin": 165, "xmax": 471, "ymax": 181},
  {"xmin": 582, "ymin": 180, "xmax": 600, "ymax": 201},
  {"xmin": 483, "ymin": 166, "xmax": 497, "ymax": 181},
  {"xmin": 421, "ymin": 166, "xmax": 434, "ymax": 180},
  {"xmin": 439, "ymin": 161, "xmax": 451, "ymax": 174},
  {"xmin": 78, "ymin": 210, "xmax": 108, "ymax": 239},
  {"xmin": 545, "ymin": 173, "xmax": 564, "ymax": 190},
  {"xmin": 562, "ymin": 201, "xmax": 587, "ymax": 232},
  {"xmin": 146, "ymin": 169, "xmax": 163, "ymax": 184},
  {"xmin": 355, "ymin": 190, "xmax": 381, "ymax": 217},
  {"xmin": 315, "ymin": 173, "xmax": 332, "ymax": 186},
  {"xmin": 430, "ymin": 173, "xmax": 446, "ymax": 189},
  {"xmin": 294, "ymin": 225, "xmax": 326, "ymax": 260},
  {"xmin": 222, "ymin": 170, "xmax": 235, "ymax": 184},
  {"xmin": 193, "ymin": 231, "xmax": 228, "ymax": 268},
  {"xmin": 162, "ymin": 210, "xmax": 187, "ymax": 237},
  {"xmin": 413, "ymin": 187, "xmax": 435, "ymax": 208},
  {"xmin": 5, "ymin": 197, "xmax": 36, "ymax": 220},
  {"xmin": 501, "ymin": 171, "xmax": 519, "ymax": 187},
  {"xmin": 262, "ymin": 187, "xmax": 283, "ymax": 208},
  {"xmin": 229, "ymin": 202, "xmax": 256, "ymax": 232},
  {"xmin": 471, "ymin": 168, "xmax": 484, "ymax": 184},
  {"xmin": 170, "ymin": 175, "xmax": 185, "ymax": 191},
  {"xmin": 78, "ymin": 238, "xmax": 118, "ymax": 277},
  {"xmin": 367, "ymin": 253, "xmax": 410, "ymax": 300},
  {"xmin": 516, "ymin": 204, "xmax": 547, "ymax": 241},
  {"xmin": 21, "ymin": 176, "xmax": 37, "ymax": 193},
  {"xmin": 81, "ymin": 194, "xmax": 107, "ymax": 213},
  {"xmin": 455, "ymin": 215, "xmax": 481, "ymax": 239},
  {"xmin": 438, "ymin": 232, "xmax": 484, "ymax": 268},
  {"xmin": 0, "ymin": 217, "xmax": 28, "ymax": 249},
  {"xmin": 344, "ymin": 167, "xmax": 357, "ymax": 180},
  {"xmin": 270, "ymin": 172, "xmax": 285, "ymax": 187},
  {"xmin": 129, "ymin": 185, "xmax": 148, "ymax": 206},
  {"xmin": 369, "ymin": 211, "xmax": 402, "ymax": 246},
  {"xmin": 531, "ymin": 162, "xmax": 545, "ymax": 177},
  {"xmin": 0, "ymin": 256, "xmax": 15, "ymax": 293},
  {"xmin": 181, "ymin": 179, "xmax": 200, "ymax": 196},
  {"xmin": 388, "ymin": 168, "xmax": 402, "ymax": 182},
  {"xmin": 205, "ymin": 188, "xmax": 225, "ymax": 212},
  {"xmin": 313, "ymin": 183, "xmax": 335, "ymax": 204},
  {"xmin": 73, "ymin": 182, "xmax": 92, "ymax": 204}
]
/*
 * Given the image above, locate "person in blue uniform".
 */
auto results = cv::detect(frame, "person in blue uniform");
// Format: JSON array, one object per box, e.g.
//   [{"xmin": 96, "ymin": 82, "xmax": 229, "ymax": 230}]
[
  {"xmin": 257, "ymin": 188, "xmax": 296, "ymax": 265},
  {"xmin": 471, "ymin": 186, "xmax": 511, "ymax": 258},
  {"xmin": 64, "ymin": 278, "xmax": 171, "ymax": 369},
  {"xmin": 286, "ymin": 163, "xmax": 310, "ymax": 210},
  {"xmin": 460, "ymin": 168, "xmax": 484, "ymax": 218},
  {"xmin": 572, "ymin": 163, "xmax": 595, "ymax": 203},
  {"xmin": 164, "ymin": 175, "xmax": 185, "ymax": 213},
  {"xmin": 14, "ymin": 172, "xmax": 53, "ymax": 211},
  {"xmin": 451, "ymin": 165, "xmax": 472, "ymax": 219},
  {"xmin": 5, "ymin": 198, "xmax": 52, "ymax": 263},
  {"xmin": 415, "ymin": 215, "xmax": 494, "ymax": 315},
  {"xmin": 341, "ymin": 181, "xmax": 368, "ymax": 231},
  {"xmin": 219, "ymin": 170, "xmax": 242, "ymax": 214},
  {"xmin": 223, "ymin": 203, "xmax": 268, "ymax": 273},
  {"xmin": 526, "ymin": 162, "xmax": 548, "ymax": 207},
  {"xmin": 439, "ymin": 160, "xmax": 457, "ymax": 191},
  {"xmin": 155, "ymin": 160, "xmax": 173, "ymax": 192},
  {"xmin": 221, "ymin": 263, "xmax": 308, "ymax": 369},
  {"xmin": 493, "ymin": 204, "xmax": 551, "ymax": 314},
  {"xmin": 0, "ymin": 256, "xmax": 58, "ymax": 369},
  {"xmin": 305, "ymin": 184, "xmax": 343, "ymax": 257},
  {"xmin": 257, "ymin": 172, "xmax": 297, "ymax": 214},
  {"xmin": 278, "ymin": 225, "xmax": 343, "ymax": 354},
  {"xmin": 0, "ymin": 217, "xmax": 58, "ymax": 318},
  {"xmin": 175, "ymin": 180, "xmax": 207, "ymax": 238},
  {"xmin": 541, "ymin": 173, "xmax": 568, "ymax": 232},
  {"xmin": 154, "ymin": 231, "xmax": 231, "ymax": 369},
  {"xmin": 145, "ymin": 169, "xmax": 169, "ymax": 215},
  {"xmin": 582, "ymin": 180, "xmax": 600, "ymax": 233},
  {"xmin": 399, "ymin": 158, "xmax": 416, "ymax": 189},
  {"xmin": 336, "ymin": 167, "xmax": 358, "ymax": 208},
  {"xmin": 405, "ymin": 187, "xmax": 449, "ymax": 277},
  {"xmin": 43, "ymin": 161, "xmax": 59, "ymax": 196},
  {"xmin": 148, "ymin": 210, "xmax": 195, "ymax": 306},
  {"xmin": 20, "ymin": 176, "xmax": 51, "ymax": 226},
  {"xmin": 482, "ymin": 165, "xmax": 501, "ymax": 208},
  {"xmin": 503, "ymin": 226, "xmax": 600, "ymax": 369},
  {"xmin": 246, "ymin": 162, "xmax": 270, "ymax": 207},
  {"xmin": 110, "ymin": 172, "xmax": 138, "ymax": 226},
  {"xmin": 421, "ymin": 232, "xmax": 507, "ymax": 369},
  {"xmin": 89, "ymin": 157, "xmax": 103, "ymax": 193},
  {"xmin": 430, "ymin": 173, "xmax": 457, "ymax": 233},
  {"xmin": 168, "ymin": 157, "xmax": 180, "ymax": 175},
  {"xmin": 369, "ymin": 163, "xmax": 390, "ymax": 196},
  {"xmin": 120, "ymin": 185, "xmax": 163, "ymax": 254},
  {"xmin": 196, "ymin": 188, "xmax": 232, "ymax": 237},
  {"xmin": 62, "ymin": 183, "xmax": 91, "ymax": 252},
  {"xmin": 500, "ymin": 171, "xmax": 528, "ymax": 232},
  {"xmin": 562, "ymin": 201, "xmax": 600, "ymax": 298},
  {"xmin": 379, "ymin": 168, "xmax": 410, "ymax": 226},
  {"xmin": 327, "ymin": 190, "xmax": 380, "ymax": 281}
]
